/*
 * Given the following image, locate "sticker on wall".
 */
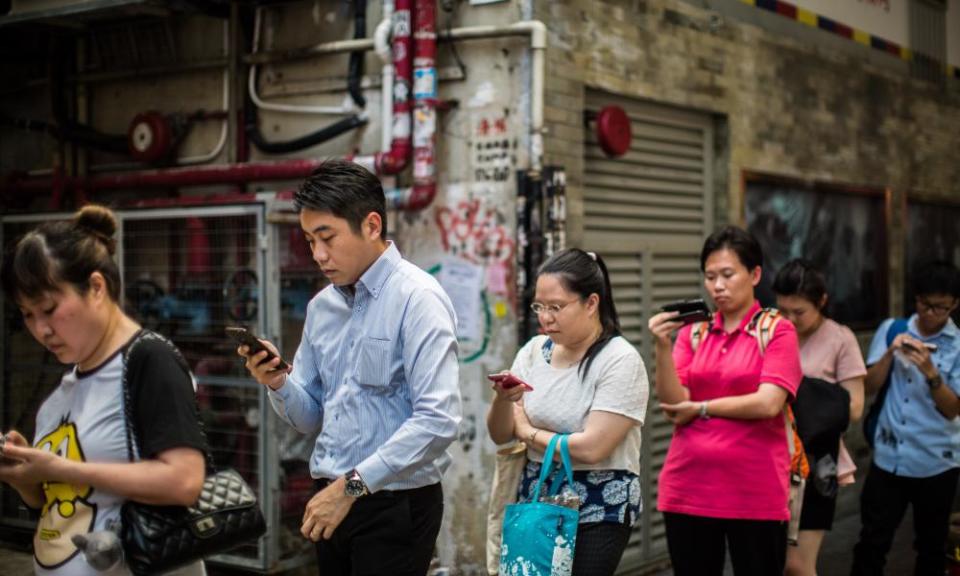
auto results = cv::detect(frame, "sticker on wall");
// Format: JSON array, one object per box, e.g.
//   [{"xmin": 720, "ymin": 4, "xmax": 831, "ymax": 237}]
[
  {"xmin": 393, "ymin": 9, "xmax": 411, "ymax": 37},
  {"xmin": 393, "ymin": 113, "xmax": 411, "ymax": 139},
  {"xmin": 471, "ymin": 113, "xmax": 515, "ymax": 184},
  {"xmin": 414, "ymin": 67, "xmax": 437, "ymax": 100},
  {"xmin": 414, "ymin": 108, "xmax": 436, "ymax": 147}
]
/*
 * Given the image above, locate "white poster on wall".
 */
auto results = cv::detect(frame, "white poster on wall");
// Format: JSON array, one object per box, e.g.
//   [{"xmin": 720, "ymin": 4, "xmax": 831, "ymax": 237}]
[{"xmin": 437, "ymin": 258, "xmax": 484, "ymax": 341}]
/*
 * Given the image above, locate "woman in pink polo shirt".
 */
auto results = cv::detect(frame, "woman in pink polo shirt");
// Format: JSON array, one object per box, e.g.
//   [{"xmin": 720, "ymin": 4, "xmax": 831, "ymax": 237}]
[{"xmin": 648, "ymin": 226, "xmax": 802, "ymax": 576}]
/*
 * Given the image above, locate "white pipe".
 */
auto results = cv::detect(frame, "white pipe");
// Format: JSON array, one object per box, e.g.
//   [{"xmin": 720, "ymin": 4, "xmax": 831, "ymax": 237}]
[
  {"xmin": 91, "ymin": 21, "xmax": 230, "ymax": 172},
  {"xmin": 249, "ymin": 6, "xmax": 357, "ymax": 116},
  {"xmin": 434, "ymin": 22, "xmax": 546, "ymax": 173},
  {"xmin": 376, "ymin": 0, "xmax": 394, "ymax": 152}
]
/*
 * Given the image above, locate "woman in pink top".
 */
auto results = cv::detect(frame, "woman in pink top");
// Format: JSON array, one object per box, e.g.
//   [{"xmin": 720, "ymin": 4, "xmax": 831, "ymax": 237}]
[
  {"xmin": 773, "ymin": 259, "xmax": 866, "ymax": 576},
  {"xmin": 648, "ymin": 226, "xmax": 802, "ymax": 576}
]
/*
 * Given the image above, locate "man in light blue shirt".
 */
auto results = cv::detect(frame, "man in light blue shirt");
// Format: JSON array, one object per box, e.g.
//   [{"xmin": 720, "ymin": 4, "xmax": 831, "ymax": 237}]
[
  {"xmin": 851, "ymin": 261, "xmax": 960, "ymax": 576},
  {"xmin": 239, "ymin": 160, "xmax": 461, "ymax": 576}
]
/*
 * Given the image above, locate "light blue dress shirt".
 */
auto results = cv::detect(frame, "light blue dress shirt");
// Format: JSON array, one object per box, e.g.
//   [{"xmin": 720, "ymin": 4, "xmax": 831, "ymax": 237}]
[
  {"xmin": 867, "ymin": 315, "xmax": 960, "ymax": 478},
  {"xmin": 268, "ymin": 242, "xmax": 462, "ymax": 492}
]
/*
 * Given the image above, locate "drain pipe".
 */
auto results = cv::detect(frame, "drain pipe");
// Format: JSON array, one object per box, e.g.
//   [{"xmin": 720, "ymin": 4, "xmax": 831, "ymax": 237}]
[
  {"xmin": 375, "ymin": 0, "xmax": 395, "ymax": 153},
  {"xmin": 383, "ymin": 0, "xmax": 435, "ymax": 210},
  {"xmin": 354, "ymin": 0, "xmax": 412, "ymax": 175}
]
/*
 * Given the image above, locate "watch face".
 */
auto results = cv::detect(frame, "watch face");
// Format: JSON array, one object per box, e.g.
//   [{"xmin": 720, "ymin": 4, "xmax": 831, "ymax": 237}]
[{"xmin": 346, "ymin": 477, "xmax": 366, "ymax": 497}]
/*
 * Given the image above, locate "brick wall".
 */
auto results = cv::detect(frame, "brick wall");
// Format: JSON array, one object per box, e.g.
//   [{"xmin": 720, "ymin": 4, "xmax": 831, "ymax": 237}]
[{"xmin": 532, "ymin": 0, "xmax": 960, "ymax": 310}]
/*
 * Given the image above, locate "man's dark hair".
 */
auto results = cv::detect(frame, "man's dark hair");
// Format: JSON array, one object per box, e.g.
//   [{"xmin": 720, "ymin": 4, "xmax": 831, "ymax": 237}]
[
  {"xmin": 700, "ymin": 225, "xmax": 763, "ymax": 272},
  {"xmin": 294, "ymin": 159, "xmax": 387, "ymax": 239},
  {"xmin": 913, "ymin": 260, "xmax": 960, "ymax": 299}
]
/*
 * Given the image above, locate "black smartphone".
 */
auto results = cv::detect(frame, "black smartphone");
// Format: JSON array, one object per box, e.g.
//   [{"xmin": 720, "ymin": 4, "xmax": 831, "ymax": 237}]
[
  {"xmin": 226, "ymin": 327, "xmax": 290, "ymax": 371},
  {"xmin": 902, "ymin": 340, "xmax": 938, "ymax": 353},
  {"xmin": 660, "ymin": 298, "xmax": 712, "ymax": 324}
]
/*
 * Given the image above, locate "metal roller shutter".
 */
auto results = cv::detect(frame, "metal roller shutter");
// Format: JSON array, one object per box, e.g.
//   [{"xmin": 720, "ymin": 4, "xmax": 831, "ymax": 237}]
[{"xmin": 583, "ymin": 91, "xmax": 714, "ymax": 573}]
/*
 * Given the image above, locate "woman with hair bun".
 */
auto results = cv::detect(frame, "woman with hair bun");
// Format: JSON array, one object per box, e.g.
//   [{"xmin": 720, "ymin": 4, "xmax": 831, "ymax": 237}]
[
  {"xmin": 487, "ymin": 248, "xmax": 650, "ymax": 576},
  {"xmin": 0, "ymin": 205, "xmax": 208, "ymax": 575}
]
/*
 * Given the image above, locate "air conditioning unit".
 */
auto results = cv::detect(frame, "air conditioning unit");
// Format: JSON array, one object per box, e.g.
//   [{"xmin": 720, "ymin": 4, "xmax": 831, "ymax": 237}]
[{"xmin": 0, "ymin": 0, "xmax": 199, "ymax": 27}]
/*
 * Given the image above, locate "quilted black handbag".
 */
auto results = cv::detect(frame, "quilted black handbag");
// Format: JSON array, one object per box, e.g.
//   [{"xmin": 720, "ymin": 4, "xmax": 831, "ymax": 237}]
[{"xmin": 120, "ymin": 331, "xmax": 266, "ymax": 575}]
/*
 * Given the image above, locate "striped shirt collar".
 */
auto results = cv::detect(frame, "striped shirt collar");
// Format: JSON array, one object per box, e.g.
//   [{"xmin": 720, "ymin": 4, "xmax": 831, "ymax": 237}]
[{"xmin": 335, "ymin": 241, "xmax": 400, "ymax": 301}]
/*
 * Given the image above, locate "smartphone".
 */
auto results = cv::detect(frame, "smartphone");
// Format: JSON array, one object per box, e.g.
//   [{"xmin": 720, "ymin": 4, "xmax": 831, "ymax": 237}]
[
  {"xmin": 487, "ymin": 373, "xmax": 534, "ymax": 391},
  {"xmin": 902, "ymin": 340, "xmax": 938, "ymax": 353},
  {"xmin": 660, "ymin": 298, "xmax": 712, "ymax": 324},
  {"xmin": 226, "ymin": 327, "xmax": 290, "ymax": 371}
]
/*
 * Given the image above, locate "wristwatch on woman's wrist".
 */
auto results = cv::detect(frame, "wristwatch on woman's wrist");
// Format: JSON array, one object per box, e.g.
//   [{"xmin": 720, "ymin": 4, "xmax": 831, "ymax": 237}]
[
  {"xmin": 927, "ymin": 374, "xmax": 944, "ymax": 390},
  {"xmin": 699, "ymin": 401, "xmax": 710, "ymax": 420}
]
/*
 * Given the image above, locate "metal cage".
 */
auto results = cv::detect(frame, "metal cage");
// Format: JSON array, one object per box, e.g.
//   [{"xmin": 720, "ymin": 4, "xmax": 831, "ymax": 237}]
[{"xmin": 1, "ymin": 202, "xmax": 321, "ymax": 573}]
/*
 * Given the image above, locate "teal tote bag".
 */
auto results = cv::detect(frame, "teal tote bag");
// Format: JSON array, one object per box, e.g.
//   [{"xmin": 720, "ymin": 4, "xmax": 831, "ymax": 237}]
[{"xmin": 500, "ymin": 433, "xmax": 579, "ymax": 576}]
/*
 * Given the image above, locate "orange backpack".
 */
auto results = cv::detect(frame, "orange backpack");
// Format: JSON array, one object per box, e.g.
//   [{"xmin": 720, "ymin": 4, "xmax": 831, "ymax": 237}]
[{"xmin": 688, "ymin": 308, "xmax": 810, "ymax": 481}]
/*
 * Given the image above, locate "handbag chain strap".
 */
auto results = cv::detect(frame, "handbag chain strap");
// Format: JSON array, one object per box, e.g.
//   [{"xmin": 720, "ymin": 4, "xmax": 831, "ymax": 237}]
[{"xmin": 121, "ymin": 330, "xmax": 216, "ymax": 472}]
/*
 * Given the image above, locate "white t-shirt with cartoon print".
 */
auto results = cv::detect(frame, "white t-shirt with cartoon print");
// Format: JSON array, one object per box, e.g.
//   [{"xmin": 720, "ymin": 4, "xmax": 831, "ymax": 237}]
[{"xmin": 31, "ymin": 332, "xmax": 207, "ymax": 576}]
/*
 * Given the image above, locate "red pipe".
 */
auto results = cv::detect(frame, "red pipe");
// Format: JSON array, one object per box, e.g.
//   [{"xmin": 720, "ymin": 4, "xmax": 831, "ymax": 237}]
[
  {"xmin": 368, "ymin": 0, "xmax": 413, "ymax": 175},
  {"xmin": 1, "ymin": 158, "xmax": 327, "ymax": 193},
  {"xmin": 407, "ymin": 0, "xmax": 438, "ymax": 210}
]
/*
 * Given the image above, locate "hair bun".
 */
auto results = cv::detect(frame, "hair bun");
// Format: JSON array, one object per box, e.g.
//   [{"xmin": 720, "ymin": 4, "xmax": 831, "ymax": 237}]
[{"xmin": 74, "ymin": 205, "xmax": 118, "ymax": 254}]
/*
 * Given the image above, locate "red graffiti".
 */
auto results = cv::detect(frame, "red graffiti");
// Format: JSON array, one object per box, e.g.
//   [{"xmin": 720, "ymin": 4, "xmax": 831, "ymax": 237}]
[{"xmin": 435, "ymin": 199, "xmax": 516, "ymax": 265}]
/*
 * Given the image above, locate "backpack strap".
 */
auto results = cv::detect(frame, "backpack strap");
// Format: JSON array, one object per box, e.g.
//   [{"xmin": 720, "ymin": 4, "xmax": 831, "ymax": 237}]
[
  {"xmin": 688, "ymin": 321, "xmax": 710, "ymax": 353},
  {"xmin": 885, "ymin": 318, "xmax": 909, "ymax": 348},
  {"xmin": 746, "ymin": 308, "xmax": 782, "ymax": 355}
]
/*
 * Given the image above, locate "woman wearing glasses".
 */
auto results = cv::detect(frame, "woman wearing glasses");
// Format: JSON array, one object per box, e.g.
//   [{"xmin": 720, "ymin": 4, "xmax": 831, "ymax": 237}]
[{"xmin": 486, "ymin": 248, "xmax": 649, "ymax": 576}]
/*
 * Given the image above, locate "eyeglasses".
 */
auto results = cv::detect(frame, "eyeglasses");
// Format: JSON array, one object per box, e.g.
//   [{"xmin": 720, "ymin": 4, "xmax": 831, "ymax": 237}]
[
  {"xmin": 917, "ymin": 298, "xmax": 957, "ymax": 316},
  {"xmin": 530, "ymin": 299, "xmax": 580, "ymax": 316}
]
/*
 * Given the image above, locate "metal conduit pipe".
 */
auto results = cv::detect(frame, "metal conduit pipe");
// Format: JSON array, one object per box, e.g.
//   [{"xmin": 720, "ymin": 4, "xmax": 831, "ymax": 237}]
[
  {"xmin": 242, "ymin": 19, "xmax": 545, "ymax": 170},
  {"xmin": 248, "ymin": 6, "xmax": 357, "ymax": 115},
  {"xmin": 2, "ymin": 159, "xmax": 329, "ymax": 193},
  {"xmin": 348, "ymin": 0, "xmax": 368, "ymax": 109},
  {"xmin": 375, "ymin": 0, "xmax": 394, "ymax": 152},
  {"xmin": 1, "ymin": 20, "xmax": 546, "ymax": 205}
]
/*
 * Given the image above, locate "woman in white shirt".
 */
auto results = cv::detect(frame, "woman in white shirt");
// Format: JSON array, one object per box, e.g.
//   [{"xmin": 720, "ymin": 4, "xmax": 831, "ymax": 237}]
[{"xmin": 486, "ymin": 248, "xmax": 649, "ymax": 576}]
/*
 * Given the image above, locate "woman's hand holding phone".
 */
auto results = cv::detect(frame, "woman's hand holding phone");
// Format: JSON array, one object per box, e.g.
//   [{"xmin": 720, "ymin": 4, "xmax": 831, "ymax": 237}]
[{"xmin": 488, "ymin": 372, "xmax": 531, "ymax": 403}]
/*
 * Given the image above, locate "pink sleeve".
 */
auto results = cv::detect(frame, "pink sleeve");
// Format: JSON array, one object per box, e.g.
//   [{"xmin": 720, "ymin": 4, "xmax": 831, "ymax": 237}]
[
  {"xmin": 759, "ymin": 319, "xmax": 802, "ymax": 399},
  {"xmin": 672, "ymin": 324, "xmax": 694, "ymax": 387},
  {"xmin": 835, "ymin": 326, "xmax": 868, "ymax": 382}
]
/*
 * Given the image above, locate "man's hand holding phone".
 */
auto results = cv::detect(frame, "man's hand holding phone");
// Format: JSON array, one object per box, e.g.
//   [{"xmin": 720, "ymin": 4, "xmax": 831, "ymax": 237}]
[
  {"xmin": 895, "ymin": 335, "xmax": 938, "ymax": 379},
  {"xmin": 229, "ymin": 327, "xmax": 291, "ymax": 391},
  {"xmin": 488, "ymin": 372, "xmax": 533, "ymax": 403}
]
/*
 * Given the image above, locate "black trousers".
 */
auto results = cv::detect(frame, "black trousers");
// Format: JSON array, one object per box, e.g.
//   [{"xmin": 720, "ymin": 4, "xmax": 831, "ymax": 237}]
[
  {"xmin": 663, "ymin": 512, "xmax": 787, "ymax": 576},
  {"xmin": 850, "ymin": 464, "xmax": 959, "ymax": 576},
  {"xmin": 572, "ymin": 522, "xmax": 633, "ymax": 576},
  {"xmin": 313, "ymin": 480, "xmax": 443, "ymax": 576}
]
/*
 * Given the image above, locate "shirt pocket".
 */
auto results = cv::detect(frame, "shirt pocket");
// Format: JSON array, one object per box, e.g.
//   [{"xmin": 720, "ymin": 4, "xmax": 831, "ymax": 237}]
[{"xmin": 355, "ymin": 337, "xmax": 393, "ymax": 389}]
